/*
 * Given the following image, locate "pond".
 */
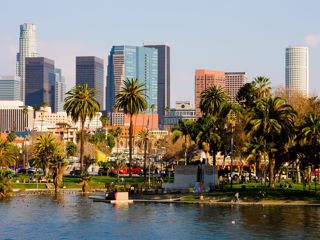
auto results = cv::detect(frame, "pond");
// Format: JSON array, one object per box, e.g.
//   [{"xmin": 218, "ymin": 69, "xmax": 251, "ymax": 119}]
[{"xmin": 0, "ymin": 194, "xmax": 319, "ymax": 239}]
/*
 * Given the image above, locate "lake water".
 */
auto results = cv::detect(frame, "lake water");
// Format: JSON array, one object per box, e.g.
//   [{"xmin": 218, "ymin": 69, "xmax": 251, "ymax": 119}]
[{"xmin": 1, "ymin": 194, "xmax": 320, "ymax": 239}]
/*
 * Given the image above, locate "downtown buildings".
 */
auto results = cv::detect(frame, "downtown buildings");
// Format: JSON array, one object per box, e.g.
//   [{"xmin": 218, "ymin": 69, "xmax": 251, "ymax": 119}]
[
  {"xmin": 194, "ymin": 69, "xmax": 247, "ymax": 118},
  {"xmin": 285, "ymin": 46, "xmax": 309, "ymax": 98},
  {"xmin": 106, "ymin": 45, "xmax": 158, "ymax": 123},
  {"xmin": 25, "ymin": 57, "xmax": 55, "ymax": 109},
  {"xmin": 76, "ymin": 56, "xmax": 104, "ymax": 110},
  {"xmin": 0, "ymin": 76, "xmax": 20, "ymax": 101},
  {"xmin": 16, "ymin": 23, "xmax": 38, "ymax": 103},
  {"xmin": 144, "ymin": 44, "xmax": 170, "ymax": 128}
]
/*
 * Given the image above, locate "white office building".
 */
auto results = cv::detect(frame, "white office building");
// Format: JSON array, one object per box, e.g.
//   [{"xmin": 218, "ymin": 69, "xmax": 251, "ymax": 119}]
[
  {"xmin": 285, "ymin": 46, "xmax": 309, "ymax": 98},
  {"xmin": 16, "ymin": 23, "xmax": 38, "ymax": 103}
]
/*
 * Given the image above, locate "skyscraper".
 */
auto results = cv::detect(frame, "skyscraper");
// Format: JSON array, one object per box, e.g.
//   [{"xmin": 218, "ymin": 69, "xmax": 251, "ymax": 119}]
[
  {"xmin": 225, "ymin": 72, "xmax": 247, "ymax": 102},
  {"xmin": 144, "ymin": 43, "xmax": 170, "ymax": 128},
  {"xmin": 195, "ymin": 69, "xmax": 225, "ymax": 118},
  {"xmin": 285, "ymin": 46, "xmax": 309, "ymax": 98},
  {"xmin": 106, "ymin": 45, "xmax": 158, "ymax": 117},
  {"xmin": 25, "ymin": 57, "xmax": 55, "ymax": 109},
  {"xmin": 16, "ymin": 23, "xmax": 38, "ymax": 103},
  {"xmin": 54, "ymin": 69, "xmax": 66, "ymax": 112},
  {"xmin": 0, "ymin": 76, "xmax": 20, "ymax": 101},
  {"xmin": 76, "ymin": 56, "xmax": 104, "ymax": 110}
]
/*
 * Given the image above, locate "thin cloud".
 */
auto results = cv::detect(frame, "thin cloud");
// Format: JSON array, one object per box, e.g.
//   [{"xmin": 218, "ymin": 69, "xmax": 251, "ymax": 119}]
[{"xmin": 304, "ymin": 34, "xmax": 320, "ymax": 48}]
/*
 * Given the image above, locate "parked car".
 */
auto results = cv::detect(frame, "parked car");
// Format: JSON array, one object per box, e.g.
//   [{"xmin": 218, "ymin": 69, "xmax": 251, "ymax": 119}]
[
  {"xmin": 27, "ymin": 168, "xmax": 36, "ymax": 175},
  {"xmin": 70, "ymin": 169, "xmax": 81, "ymax": 176}
]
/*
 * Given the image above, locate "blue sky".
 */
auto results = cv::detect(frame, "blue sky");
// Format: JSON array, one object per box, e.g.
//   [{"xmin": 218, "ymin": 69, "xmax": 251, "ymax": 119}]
[{"xmin": 1, "ymin": 0, "xmax": 320, "ymax": 105}]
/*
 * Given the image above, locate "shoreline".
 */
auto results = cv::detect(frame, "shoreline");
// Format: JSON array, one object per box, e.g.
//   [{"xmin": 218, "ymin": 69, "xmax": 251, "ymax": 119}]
[{"xmin": 10, "ymin": 188, "xmax": 320, "ymax": 206}]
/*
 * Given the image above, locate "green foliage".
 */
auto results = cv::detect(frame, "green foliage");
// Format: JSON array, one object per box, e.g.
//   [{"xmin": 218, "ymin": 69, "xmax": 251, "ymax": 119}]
[
  {"xmin": 114, "ymin": 78, "xmax": 147, "ymax": 177},
  {"xmin": 0, "ymin": 138, "xmax": 19, "ymax": 167},
  {"xmin": 200, "ymin": 85, "xmax": 228, "ymax": 117},
  {"xmin": 7, "ymin": 132, "xmax": 16, "ymax": 142},
  {"xmin": 0, "ymin": 171, "xmax": 13, "ymax": 198},
  {"xmin": 66, "ymin": 141, "xmax": 77, "ymax": 157},
  {"xmin": 64, "ymin": 84, "xmax": 100, "ymax": 174}
]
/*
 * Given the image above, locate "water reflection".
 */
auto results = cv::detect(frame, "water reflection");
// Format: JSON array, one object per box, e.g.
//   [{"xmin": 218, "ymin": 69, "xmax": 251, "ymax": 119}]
[{"xmin": 1, "ymin": 195, "xmax": 320, "ymax": 239}]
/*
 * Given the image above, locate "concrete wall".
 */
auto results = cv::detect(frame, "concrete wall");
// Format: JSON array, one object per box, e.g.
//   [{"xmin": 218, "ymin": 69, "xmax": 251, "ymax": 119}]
[{"xmin": 163, "ymin": 165, "xmax": 218, "ymax": 190}]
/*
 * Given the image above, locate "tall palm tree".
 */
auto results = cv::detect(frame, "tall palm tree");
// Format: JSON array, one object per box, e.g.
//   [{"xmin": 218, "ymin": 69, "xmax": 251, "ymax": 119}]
[
  {"xmin": 138, "ymin": 129, "xmax": 150, "ymax": 182},
  {"xmin": 245, "ymin": 97, "xmax": 296, "ymax": 189},
  {"xmin": 200, "ymin": 85, "xmax": 228, "ymax": 117},
  {"xmin": 64, "ymin": 84, "xmax": 100, "ymax": 174},
  {"xmin": 114, "ymin": 78, "xmax": 147, "ymax": 177},
  {"xmin": 297, "ymin": 114, "xmax": 320, "ymax": 171},
  {"xmin": 49, "ymin": 144, "xmax": 67, "ymax": 193},
  {"xmin": 172, "ymin": 120, "xmax": 197, "ymax": 165},
  {"xmin": 196, "ymin": 116, "xmax": 222, "ymax": 166},
  {"xmin": 150, "ymin": 104, "xmax": 155, "ymax": 130}
]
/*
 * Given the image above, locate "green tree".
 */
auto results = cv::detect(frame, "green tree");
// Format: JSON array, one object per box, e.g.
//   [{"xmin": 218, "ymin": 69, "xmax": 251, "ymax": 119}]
[
  {"xmin": 0, "ymin": 138, "xmax": 19, "ymax": 168},
  {"xmin": 196, "ymin": 116, "xmax": 222, "ymax": 166},
  {"xmin": 252, "ymin": 76, "xmax": 271, "ymax": 98},
  {"xmin": 236, "ymin": 82, "xmax": 256, "ymax": 108},
  {"xmin": 7, "ymin": 132, "xmax": 16, "ymax": 143},
  {"xmin": 245, "ymin": 97, "xmax": 296, "ymax": 189},
  {"xmin": 200, "ymin": 85, "xmax": 228, "ymax": 117},
  {"xmin": 114, "ymin": 78, "xmax": 147, "ymax": 177},
  {"xmin": 31, "ymin": 134, "xmax": 57, "ymax": 175},
  {"xmin": 138, "ymin": 129, "xmax": 150, "ymax": 182},
  {"xmin": 66, "ymin": 141, "xmax": 77, "ymax": 158},
  {"xmin": 64, "ymin": 84, "xmax": 100, "ymax": 174},
  {"xmin": 172, "ymin": 120, "xmax": 197, "ymax": 165}
]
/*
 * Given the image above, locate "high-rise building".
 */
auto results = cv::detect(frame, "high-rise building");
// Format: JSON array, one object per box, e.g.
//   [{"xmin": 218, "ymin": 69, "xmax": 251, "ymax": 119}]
[
  {"xmin": 285, "ymin": 46, "xmax": 309, "ymax": 98},
  {"xmin": 16, "ymin": 23, "xmax": 38, "ymax": 103},
  {"xmin": 76, "ymin": 56, "xmax": 104, "ymax": 110},
  {"xmin": 54, "ymin": 69, "xmax": 66, "ymax": 112},
  {"xmin": 225, "ymin": 72, "xmax": 247, "ymax": 102},
  {"xmin": 0, "ymin": 76, "xmax": 20, "ymax": 101},
  {"xmin": 25, "ymin": 57, "xmax": 55, "ymax": 109},
  {"xmin": 0, "ymin": 101, "xmax": 34, "ymax": 132},
  {"xmin": 106, "ymin": 45, "xmax": 158, "ymax": 120},
  {"xmin": 144, "ymin": 43, "xmax": 170, "ymax": 129},
  {"xmin": 195, "ymin": 69, "xmax": 226, "ymax": 118}
]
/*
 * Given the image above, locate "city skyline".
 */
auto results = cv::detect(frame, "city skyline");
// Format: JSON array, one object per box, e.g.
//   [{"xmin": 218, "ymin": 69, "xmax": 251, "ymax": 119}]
[{"xmin": 1, "ymin": 1, "xmax": 320, "ymax": 105}]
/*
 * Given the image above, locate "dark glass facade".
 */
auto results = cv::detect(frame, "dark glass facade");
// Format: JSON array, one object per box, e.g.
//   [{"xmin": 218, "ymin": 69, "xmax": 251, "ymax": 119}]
[
  {"xmin": 76, "ymin": 56, "xmax": 104, "ymax": 110},
  {"xmin": 25, "ymin": 57, "xmax": 55, "ymax": 109}
]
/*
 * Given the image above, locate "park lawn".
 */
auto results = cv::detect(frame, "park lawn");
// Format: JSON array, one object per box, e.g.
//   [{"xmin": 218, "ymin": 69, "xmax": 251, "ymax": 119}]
[
  {"xmin": 11, "ymin": 183, "xmax": 46, "ymax": 189},
  {"xmin": 180, "ymin": 182, "xmax": 320, "ymax": 203}
]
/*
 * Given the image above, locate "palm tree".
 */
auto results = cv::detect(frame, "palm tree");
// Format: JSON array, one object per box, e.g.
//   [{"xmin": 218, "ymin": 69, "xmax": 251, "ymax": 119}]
[
  {"xmin": 114, "ymin": 78, "xmax": 147, "ymax": 177},
  {"xmin": 108, "ymin": 127, "xmax": 123, "ymax": 181},
  {"xmin": 0, "ymin": 139, "xmax": 19, "ymax": 168},
  {"xmin": 64, "ymin": 84, "xmax": 100, "ymax": 174},
  {"xmin": 32, "ymin": 134, "xmax": 57, "ymax": 175},
  {"xmin": 196, "ymin": 116, "xmax": 222, "ymax": 166},
  {"xmin": 296, "ymin": 114, "xmax": 320, "ymax": 181},
  {"xmin": 150, "ymin": 104, "xmax": 155, "ymax": 130},
  {"xmin": 172, "ymin": 120, "xmax": 196, "ymax": 165},
  {"xmin": 252, "ymin": 76, "xmax": 271, "ymax": 99},
  {"xmin": 49, "ymin": 145, "xmax": 67, "ymax": 193},
  {"xmin": 138, "ymin": 129, "xmax": 150, "ymax": 183},
  {"xmin": 200, "ymin": 85, "xmax": 228, "ymax": 117},
  {"xmin": 100, "ymin": 115, "xmax": 110, "ymax": 128},
  {"xmin": 245, "ymin": 97, "xmax": 296, "ymax": 189}
]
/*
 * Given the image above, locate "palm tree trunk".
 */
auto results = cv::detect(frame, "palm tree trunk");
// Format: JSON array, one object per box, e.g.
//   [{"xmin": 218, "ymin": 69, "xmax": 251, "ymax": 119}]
[
  {"xmin": 144, "ymin": 137, "xmax": 147, "ymax": 183},
  {"xmin": 269, "ymin": 157, "xmax": 275, "ymax": 189},
  {"xmin": 184, "ymin": 135, "xmax": 187, "ymax": 165},
  {"xmin": 129, "ymin": 114, "xmax": 133, "ymax": 177},
  {"xmin": 80, "ymin": 120, "xmax": 85, "ymax": 174},
  {"xmin": 116, "ymin": 138, "xmax": 120, "ymax": 182},
  {"xmin": 53, "ymin": 169, "xmax": 58, "ymax": 193}
]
